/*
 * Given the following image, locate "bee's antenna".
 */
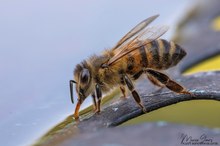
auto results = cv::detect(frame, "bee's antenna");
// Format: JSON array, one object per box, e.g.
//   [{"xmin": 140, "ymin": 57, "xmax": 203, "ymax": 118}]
[{"xmin": 70, "ymin": 80, "xmax": 77, "ymax": 104}]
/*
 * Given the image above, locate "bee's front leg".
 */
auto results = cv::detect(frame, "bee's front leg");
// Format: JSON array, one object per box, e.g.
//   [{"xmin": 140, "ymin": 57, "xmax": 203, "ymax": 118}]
[
  {"xmin": 95, "ymin": 84, "xmax": 102, "ymax": 114},
  {"xmin": 123, "ymin": 74, "xmax": 147, "ymax": 113},
  {"xmin": 91, "ymin": 92, "xmax": 97, "ymax": 111}
]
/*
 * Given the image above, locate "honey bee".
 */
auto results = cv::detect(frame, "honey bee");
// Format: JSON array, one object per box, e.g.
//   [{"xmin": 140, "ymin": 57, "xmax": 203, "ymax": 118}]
[{"xmin": 70, "ymin": 14, "xmax": 192, "ymax": 120}]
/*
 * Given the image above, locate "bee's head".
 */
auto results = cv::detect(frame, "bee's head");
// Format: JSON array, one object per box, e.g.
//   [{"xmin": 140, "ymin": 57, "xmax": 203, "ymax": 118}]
[{"xmin": 70, "ymin": 61, "xmax": 94, "ymax": 119}]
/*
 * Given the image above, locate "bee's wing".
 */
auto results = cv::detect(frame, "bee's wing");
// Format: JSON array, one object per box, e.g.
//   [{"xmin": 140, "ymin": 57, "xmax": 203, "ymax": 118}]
[
  {"xmin": 112, "ymin": 14, "xmax": 159, "ymax": 51},
  {"xmin": 108, "ymin": 25, "xmax": 169, "ymax": 66}
]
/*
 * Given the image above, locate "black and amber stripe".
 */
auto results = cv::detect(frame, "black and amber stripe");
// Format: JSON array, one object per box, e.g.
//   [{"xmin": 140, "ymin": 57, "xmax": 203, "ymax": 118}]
[
  {"xmin": 172, "ymin": 43, "xmax": 187, "ymax": 66},
  {"xmin": 125, "ymin": 39, "xmax": 186, "ymax": 79},
  {"xmin": 154, "ymin": 39, "xmax": 186, "ymax": 69},
  {"xmin": 154, "ymin": 39, "xmax": 169, "ymax": 69},
  {"xmin": 139, "ymin": 45, "xmax": 148, "ymax": 68},
  {"xmin": 147, "ymin": 40, "xmax": 161, "ymax": 68}
]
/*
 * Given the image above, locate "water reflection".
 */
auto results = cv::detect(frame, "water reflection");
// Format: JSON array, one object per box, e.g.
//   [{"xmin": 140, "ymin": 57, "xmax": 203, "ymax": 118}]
[{"xmin": 0, "ymin": 0, "xmax": 192, "ymax": 145}]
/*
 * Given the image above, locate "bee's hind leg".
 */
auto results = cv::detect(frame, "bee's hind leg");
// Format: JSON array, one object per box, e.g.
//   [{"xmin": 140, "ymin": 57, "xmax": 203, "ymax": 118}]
[
  {"xmin": 146, "ymin": 73, "xmax": 165, "ymax": 94},
  {"xmin": 146, "ymin": 73, "xmax": 164, "ymax": 88},
  {"xmin": 145, "ymin": 69, "xmax": 193, "ymax": 96},
  {"xmin": 123, "ymin": 74, "xmax": 147, "ymax": 113}
]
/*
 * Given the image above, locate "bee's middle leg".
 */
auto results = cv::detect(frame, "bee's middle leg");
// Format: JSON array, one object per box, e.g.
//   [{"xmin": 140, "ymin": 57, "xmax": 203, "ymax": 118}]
[
  {"xmin": 123, "ymin": 74, "xmax": 147, "ymax": 113},
  {"xmin": 120, "ymin": 85, "xmax": 127, "ymax": 99}
]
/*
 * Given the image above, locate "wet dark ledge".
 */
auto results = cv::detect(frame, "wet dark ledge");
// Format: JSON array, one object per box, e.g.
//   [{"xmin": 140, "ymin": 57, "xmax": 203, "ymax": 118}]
[{"xmin": 62, "ymin": 123, "xmax": 220, "ymax": 146}]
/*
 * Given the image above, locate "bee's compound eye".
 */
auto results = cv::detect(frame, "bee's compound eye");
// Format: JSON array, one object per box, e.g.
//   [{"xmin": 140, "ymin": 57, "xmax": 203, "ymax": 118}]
[{"xmin": 80, "ymin": 69, "xmax": 90, "ymax": 84}]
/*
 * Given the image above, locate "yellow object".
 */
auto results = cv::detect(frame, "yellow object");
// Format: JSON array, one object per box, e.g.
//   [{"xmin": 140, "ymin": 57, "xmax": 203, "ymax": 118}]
[
  {"xmin": 184, "ymin": 55, "xmax": 220, "ymax": 74},
  {"xmin": 122, "ymin": 100, "xmax": 220, "ymax": 128},
  {"xmin": 211, "ymin": 16, "xmax": 220, "ymax": 31}
]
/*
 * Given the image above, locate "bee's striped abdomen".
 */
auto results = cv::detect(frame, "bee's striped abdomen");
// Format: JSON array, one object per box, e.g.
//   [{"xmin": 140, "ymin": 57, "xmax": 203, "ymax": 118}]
[
  {"xmin": 139, "ymin": 46, "xmax": 148, "ymax": 67},
  {"xmin": 125, "ymin": 39, "xmax": 186, "ymax": 78},
  {"xmin": 146, "ymin": 39, "xmax": 186, "ymax": 70}
]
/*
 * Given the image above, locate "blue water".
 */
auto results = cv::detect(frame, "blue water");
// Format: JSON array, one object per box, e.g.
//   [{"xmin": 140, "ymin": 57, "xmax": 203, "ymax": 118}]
[{"xmin": 0, "ymin": 0, "xmax": 193, "ymax": 145}]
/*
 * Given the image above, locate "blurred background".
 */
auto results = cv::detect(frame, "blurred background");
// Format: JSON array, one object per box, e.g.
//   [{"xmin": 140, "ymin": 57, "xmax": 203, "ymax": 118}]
[{"xmin": 0, "ymin": 0, "xmax": 219, "ymax": 146}]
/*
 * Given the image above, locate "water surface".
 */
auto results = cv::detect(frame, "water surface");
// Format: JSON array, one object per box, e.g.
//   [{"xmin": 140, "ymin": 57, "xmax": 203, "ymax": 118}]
[{"xmin": 0, "ymin": 0, "xmax": 192, "ymax": 145}]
